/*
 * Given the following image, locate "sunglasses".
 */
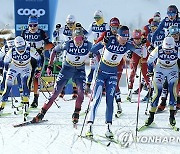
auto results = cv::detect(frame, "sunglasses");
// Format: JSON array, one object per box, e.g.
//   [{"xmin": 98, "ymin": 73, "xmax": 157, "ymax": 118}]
[
  {"xmin": 117, "ymin": 35, "xmax": 129, "ymax": 40},
  {"xmin": 74, "ymin": 36, "xmax": 83, "ymax": 42},
  {"xmin": 17, "ymin": 45, "xmax": 25, "ymax": 52},
  {"xmin": 29, "ymin": 24, "xmax": 38, "ymax": 27},
  {"xmin": 167, "ymin": 12, "xmax": 176, "ymax": 17},
  {"xmin": 110, "ymin": 26, "xmax": 119, "ymax": 31},
  {"xmin": 94, "ymin": 16, "xmax": 101, "ymax": 20},
  {"xmin": 67, "ymin": 22, "xmax": 75, "ymax": 26}
]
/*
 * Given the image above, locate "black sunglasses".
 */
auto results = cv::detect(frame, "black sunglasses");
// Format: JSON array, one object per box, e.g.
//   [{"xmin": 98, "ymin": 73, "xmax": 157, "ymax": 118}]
[{"xmin": 29, "ymin": 24, "xmax": 38, "ymax": 27}]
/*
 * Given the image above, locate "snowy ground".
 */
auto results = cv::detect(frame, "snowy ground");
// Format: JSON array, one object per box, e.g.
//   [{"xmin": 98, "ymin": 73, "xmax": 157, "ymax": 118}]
[{"xmin": 0, "ymin": 69, "xmax": 180, "ymax": 154}]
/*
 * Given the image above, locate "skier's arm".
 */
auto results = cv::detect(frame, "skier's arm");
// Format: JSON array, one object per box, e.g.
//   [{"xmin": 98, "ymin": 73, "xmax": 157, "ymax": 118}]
[
  {"xmin": 96, "ymin": 31, "xmax": 107, "ymax": 44},
  {"xmin": 86, "ymin": 24, "xmax": 93, "ymax": 38},
  {"xmin": 48, "ymin": 42, "xmax": 67, "ymax": 66},
  {"xmin": 4, "ymin": 49, "xmax": 12, "ymax": 71},
  {"xmin": 147, "ymin": 47, "xmax": 158, "ymax": 72},
  {"xmin": 42, "ymin": 30, "xmax": 54, "ymax": 50},
  {"xmin": 90, "ymin": 42, "xmax": 104, "ymax": 55},
  {"xmin": 30, "ymin": 48, "xmax": 41, "ymax": 69},
  {"xmin": 0, "ymin": 47, "xmax": 6, "ymax": 69},
  {"xmin": 151, "ymin": 19, "xmax": 165, "ymax": 44}
]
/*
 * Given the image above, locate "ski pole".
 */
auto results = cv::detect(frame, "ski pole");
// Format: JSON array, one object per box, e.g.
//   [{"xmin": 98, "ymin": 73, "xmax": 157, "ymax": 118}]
[
  {"xmin": 124, "ymin": 59, "xmax": 129, "ymax": 91},
  {"xmin": 135, "ymin": 69, "xmax": 142, "ymax": 138},
  {"xmin": 79, "ymin": 56, "xmax": 101, "ymax": 137},
  {"xmin": 79, "ymin": 79, "xmax": 97, "ymax": 137},
  {"xmin": 40, "ymin": 77, "xmax": 61, "ymax": 109}
]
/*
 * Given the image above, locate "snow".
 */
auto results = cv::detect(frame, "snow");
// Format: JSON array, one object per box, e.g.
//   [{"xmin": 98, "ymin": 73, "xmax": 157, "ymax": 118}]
[{"xmin": 0, "ymin": 68, "xmax": 180, "ymax": 154}]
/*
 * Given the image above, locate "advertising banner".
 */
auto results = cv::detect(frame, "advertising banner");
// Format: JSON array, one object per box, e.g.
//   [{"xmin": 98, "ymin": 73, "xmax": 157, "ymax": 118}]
[{"xmin": 14, "ymin": 0, "xmax": 58, "ymax": 40}]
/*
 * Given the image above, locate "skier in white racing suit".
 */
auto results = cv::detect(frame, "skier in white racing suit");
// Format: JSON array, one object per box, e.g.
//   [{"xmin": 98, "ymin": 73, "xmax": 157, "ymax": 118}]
[
  {"xmin": 145, "ymin": 36, "xmax": 180, "ymax": 127},
  {"xmin": 0, "ymin": 36, "xmax": 41, "ymax": 120}
]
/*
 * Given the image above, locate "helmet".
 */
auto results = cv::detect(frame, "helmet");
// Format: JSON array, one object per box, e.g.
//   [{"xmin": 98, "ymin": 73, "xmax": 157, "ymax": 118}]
[
  {"xmin": 154, "ymin": 11, "xmax": 161, "ymax": 18},
  {"xmin": 14, "ymin": 36, "xmax": 26, "ymax": 51},
  {"xmin": 56, "ymin": 24, "xmax": 61, "ymax": 28},
  {"xmin": 76, "ymin": 22, "xmax": 82, "ymax": 28},
  {"xmin": 162, "ymin": 36, "xmax": 175, "ymax": 49},
  {"xmin": 168, "ymin": 25, "xmax": 179, "ymax": 35},
  {"xmin": 66, "ymin": 15, "xmax": 76, "ymax": 23},
  {"xmin": 110, "ymin": 17, "xmax": 120, "ymax": 27},
  {"xmin": 28, "ymin": 16, "xmax": 38, "ymax": 24},
  {"xmin": 153, "ymin": 11, "xmax": 161, "ymax": 22},
  {"xmin": 72, "ymin": 28, "xmax": 84, "ymax": 37},
  {"xmin": 167, "ymin": 5, "xmax": 178, "ymax": 13},
  {"xmin": 94, "ymin": 10, "xmax": 103, "ymax": 18},
  {"xmin": 132, "ymin": 29, "xmax": 142, "ymax": 39},
  {"xmin": 117, "ymin": 26, "xmax": 129, "ymax": 37},
  {"xmin": 167, "ymin": 5, "xmax": 178, "ymax": 17}
]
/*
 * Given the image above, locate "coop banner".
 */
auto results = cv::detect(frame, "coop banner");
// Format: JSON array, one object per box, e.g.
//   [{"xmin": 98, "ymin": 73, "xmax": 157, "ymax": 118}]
[{"xmin": 14, "ymin": 0, "xmax": 58, "ymax": 40}]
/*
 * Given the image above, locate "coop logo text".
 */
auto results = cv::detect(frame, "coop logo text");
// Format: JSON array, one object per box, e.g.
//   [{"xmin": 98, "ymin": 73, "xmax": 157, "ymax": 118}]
[{"xmin": 17, "ymin": 8, "xmax": 45, "ymax": 17}]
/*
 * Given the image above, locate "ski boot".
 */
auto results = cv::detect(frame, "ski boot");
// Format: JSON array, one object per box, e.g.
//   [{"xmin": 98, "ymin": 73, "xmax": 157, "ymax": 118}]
[
  {"xmin": 133, "ymin": 83, "xmax": 143, "ymax": 94},
  {"xmin": 30, "ymin": 94, "xmax": 39, "ymax": 108},
  {"xmin": 127, "ymin": 89, "xmax": 132, "ymax": 102},
  {"xmin": 59, "ymin": 89, "xmax": 65, "ymax": 98},
  {"xmin": 115, "ymin": 101, "xmax": 122, "ymax": 118},
  {"xmin": 169, "ymin": 110, "xmax": 176, "ymax": 126},
  {"xmin": 105, "ymin": 123, "xmax": 114, "ymax": 139},
  {"xmin": 85, "ymin": 122, "xmax": 93, "ymax": 137},
  {"xmin": 145, "ymin": 111, "xmax": 155, "ymax": 126},
  {"xmin": 85, "ymin": 83, "xmax": 91, "ymax": 95},
  {"xmin": 32, "ymin": 108, "xmax": 47, "ymax": 123},
  {"xmin": 72, "ymin": 109, "xmax": 80, "ymax": 124},
  {"xmin": 156, "ymin": 98, "xmax": 167, "ymax": 113},
  {"xmin": 115, "ymin": 92, "xmax": 122, "ymax": 118}
]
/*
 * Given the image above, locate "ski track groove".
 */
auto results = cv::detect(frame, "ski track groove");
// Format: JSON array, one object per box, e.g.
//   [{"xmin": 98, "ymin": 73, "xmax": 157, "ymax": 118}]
[{"xmin": 46, "ymin": 126, "xmax": 60, "ymax": 148}]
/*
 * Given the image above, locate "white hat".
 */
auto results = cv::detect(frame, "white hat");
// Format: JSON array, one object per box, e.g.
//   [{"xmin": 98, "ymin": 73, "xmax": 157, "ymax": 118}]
[
  {"xmin": 94, "ymin": 10, "xmax": 103, "ymax": 18},
  {"xmin": 162, "ymin": 36, "xmax": 175, "ymax": 49},
  {"xmin": 66, "ymin": 14, "xmax": 76, "ymax": 23}
]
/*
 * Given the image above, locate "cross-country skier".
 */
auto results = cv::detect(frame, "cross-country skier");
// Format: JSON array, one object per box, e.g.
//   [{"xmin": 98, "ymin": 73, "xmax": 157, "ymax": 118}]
[
  {"xmin": 32, "ymin": 28, "xmax": 92, "ymax": 124},
  {"xmin": 157, "ymin": 25, "xmax": 180, "ymax": 112},
  {"xmin": 152, "ymin": 5, "xmax": 180, "ymax": 44},
  {"xmin": 145, "ymin": 36, "xmax": 180, "ymax": 127},
  {"xmin": 85, "ymin": 26, "xmax": 136, "ymax": 138},
  {"xmin": 127, "ymin": 29, "xmax": 150, "ymax": 102},
  {"xmin": 0, "ymin": 36, "xmax": 41, "ymax": 120},
  {"xmin": 54, "ymin": 15, "xmax": 88, "ymax": 99},
  {"xmin": 21, "ymin": 15, "xmax": 54, "ymax": 108},
  {"xmin": 0, "ymin": 35, "xmax": 15, "ymax": 95},
  {"xmin": 95, "ymin": 17, "xmax": 123, "ymax": 117},
  {"xmin": 85, "ymin": 10, "xmax": 109, "ymax": 96}
]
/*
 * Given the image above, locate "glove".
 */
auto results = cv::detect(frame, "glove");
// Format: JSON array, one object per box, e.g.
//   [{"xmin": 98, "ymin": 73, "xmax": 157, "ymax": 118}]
[
  {"xmin": 46, "ymin": 65, "xmax": 53, "ymax": 76},
  {"xmin": 103, "ymin": 36, "xmax": 109, "ymax": 44},
  {"xmin": 141, "ymin": 38, "xmax": 147, "ymax": 44},
  {"xmin": 36, "ymin": 47, "xmax": 44, "ymax": 55},
  {"xmin": 89, "ymin": 52, "xmax": 94, "ymax": 58},
  {"xmin": 127, "ymin": 50, "xmax": 132, "ymax": 59},
  {"xmin": 148, "ymin": 44, "xmax": 155, "ymax": 52},
  {"xmin": 0, "ymin": 68, "xmax": 3, "ymax": 76},
  {"xmin": 147, "ymin": 72, "xmax": 154, "ymax": 77},
  {"xmin": 35, "ymin": 70, "xmax": 41, "ymax": 78}
]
